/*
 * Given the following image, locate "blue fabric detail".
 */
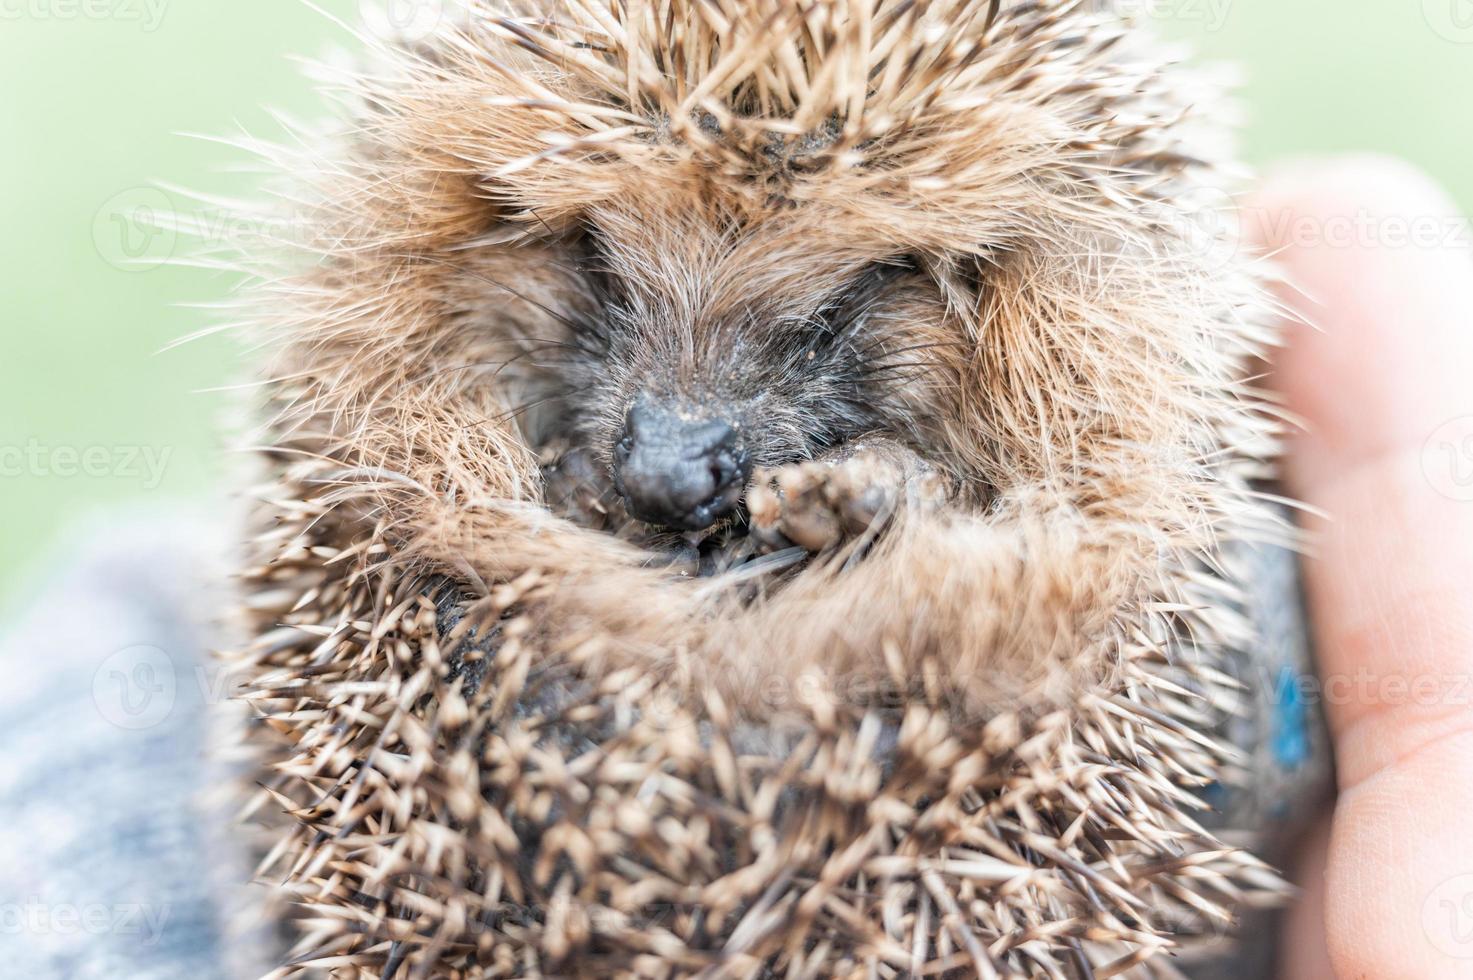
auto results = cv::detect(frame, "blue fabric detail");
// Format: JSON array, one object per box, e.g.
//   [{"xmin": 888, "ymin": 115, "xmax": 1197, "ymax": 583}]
[{"xmin": 1272, "ymin": 665, "xmax": 1311, "ymax": 771}]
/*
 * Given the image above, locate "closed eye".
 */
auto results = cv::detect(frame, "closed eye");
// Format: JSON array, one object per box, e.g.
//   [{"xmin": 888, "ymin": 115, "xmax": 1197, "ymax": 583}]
[
  {"xmin": 572, "ymin": 222, "xmax": 628, "ymax": 311},
  {"xmin": 811, "ymin": 256, "xmax": 920, "ymax": 344}
]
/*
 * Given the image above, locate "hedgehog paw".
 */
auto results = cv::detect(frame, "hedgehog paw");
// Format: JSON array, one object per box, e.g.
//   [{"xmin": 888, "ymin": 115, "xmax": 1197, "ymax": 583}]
[
  {"xmin": 746, "ymin": 441, "xmax": 947, "ymax": 553},
  {"xmin": 540, "ymin": 443, "xmax": 626, "ymax": 530}
]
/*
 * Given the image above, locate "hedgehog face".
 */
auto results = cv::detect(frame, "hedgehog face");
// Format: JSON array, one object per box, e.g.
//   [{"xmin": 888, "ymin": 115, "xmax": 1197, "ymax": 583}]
[
  {"xmin": 418, "ymin": 165, "xmax": 969, "ymax": 531},
  {"xmin": 529, "ymin": 202, "xmax": 955, "ymax": 530}
]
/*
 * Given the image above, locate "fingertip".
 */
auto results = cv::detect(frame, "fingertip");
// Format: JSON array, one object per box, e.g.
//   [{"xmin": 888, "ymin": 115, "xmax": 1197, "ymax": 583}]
[
  {"xmin": 1325, "ymin": 737, "xmax": 1473, "ymax": 979},
  {"xmin": 1244, "ymin": 156, "xmax": 1473, "ymax": 495}
]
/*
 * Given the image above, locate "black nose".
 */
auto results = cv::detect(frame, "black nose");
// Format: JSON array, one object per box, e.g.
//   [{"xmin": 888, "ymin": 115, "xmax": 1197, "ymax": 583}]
[{"xmin": 612, "ymin": 400, "xmax": 750, "ymax": 531}]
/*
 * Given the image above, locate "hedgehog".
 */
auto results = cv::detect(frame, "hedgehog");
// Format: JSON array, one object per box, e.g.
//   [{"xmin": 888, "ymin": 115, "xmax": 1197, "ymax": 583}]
[{"xmin": 225, "ymin": 1, "xmax": 1330, "ymax": 977}]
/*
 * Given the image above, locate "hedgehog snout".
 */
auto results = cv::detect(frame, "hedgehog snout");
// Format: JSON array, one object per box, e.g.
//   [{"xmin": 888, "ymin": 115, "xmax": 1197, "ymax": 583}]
[{"xmin": 611, "ymin": 396, "xmax": 751, "ymax": 531}]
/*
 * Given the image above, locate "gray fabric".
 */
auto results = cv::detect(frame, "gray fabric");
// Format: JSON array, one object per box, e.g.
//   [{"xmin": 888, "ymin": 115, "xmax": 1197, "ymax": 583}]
[
  {"xmin": 0, "ymin": 514, "xmax": 264, "ymax": 980},
  {"xmin": 1183, "ymin": 534, "xmax": 1334, "ymax": 979}
]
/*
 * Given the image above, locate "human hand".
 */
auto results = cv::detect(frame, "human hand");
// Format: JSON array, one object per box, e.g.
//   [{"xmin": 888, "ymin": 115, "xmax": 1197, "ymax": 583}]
[{"xmin": 1247, "ymin": 158, "xmax": 1473, "ymax": 979}]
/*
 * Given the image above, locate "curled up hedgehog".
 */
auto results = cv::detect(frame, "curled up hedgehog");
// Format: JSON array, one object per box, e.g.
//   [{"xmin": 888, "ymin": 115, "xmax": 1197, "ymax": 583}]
[{"xmin": 227, "ymin": 1, "xmax": 1332, "ymax": 976}]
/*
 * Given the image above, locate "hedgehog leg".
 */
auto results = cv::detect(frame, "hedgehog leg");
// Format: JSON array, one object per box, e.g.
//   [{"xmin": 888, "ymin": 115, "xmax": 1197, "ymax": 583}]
[{"xmin": 746, "ymin": 439, "xmax": 949, "ymax": 553}]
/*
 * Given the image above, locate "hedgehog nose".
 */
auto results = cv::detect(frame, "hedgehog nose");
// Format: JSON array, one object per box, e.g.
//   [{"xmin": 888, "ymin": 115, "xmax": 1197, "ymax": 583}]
[{"xmin": 612, "ymin": 401, "xmax": 750, "ymax": 531}]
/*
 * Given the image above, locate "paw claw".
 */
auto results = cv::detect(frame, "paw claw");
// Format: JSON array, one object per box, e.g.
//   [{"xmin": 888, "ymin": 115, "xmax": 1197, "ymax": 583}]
[{"xmin": 746, "ymin": 444, "xmax": 943, "ymax": 554}]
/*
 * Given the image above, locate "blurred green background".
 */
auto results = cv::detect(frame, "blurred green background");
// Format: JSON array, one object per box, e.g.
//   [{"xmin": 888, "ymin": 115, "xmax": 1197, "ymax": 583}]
[{"xmin": 3, "ymin": 0, "xmax": 1471, "ymax": 610}]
